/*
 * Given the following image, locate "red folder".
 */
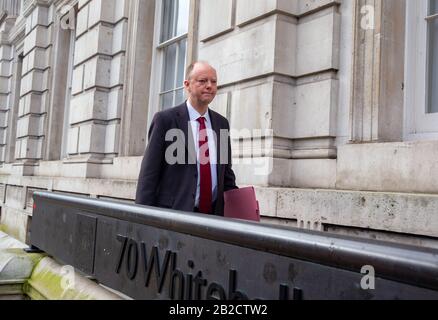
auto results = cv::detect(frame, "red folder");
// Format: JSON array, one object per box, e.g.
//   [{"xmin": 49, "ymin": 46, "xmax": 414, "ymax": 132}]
[{"xmin": 224, "ymin": 187, "xmax": 260, "ymax": 222}]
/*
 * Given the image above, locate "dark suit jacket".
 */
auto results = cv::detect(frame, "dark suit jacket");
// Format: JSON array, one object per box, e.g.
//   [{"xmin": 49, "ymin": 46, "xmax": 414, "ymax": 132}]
[{"xmin": 135, "ymin": 102, "xmax": 237, "ymax": 216}]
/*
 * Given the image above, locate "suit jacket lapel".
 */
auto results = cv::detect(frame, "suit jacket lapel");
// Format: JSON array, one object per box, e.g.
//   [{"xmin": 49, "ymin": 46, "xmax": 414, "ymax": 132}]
[
  {"xmin": 209, "ymin": 109, "xmax": 222, "ymax": 180},
  {"xmin": 176, "ymin": 103, "xmax": 197, "ymax": 165}
]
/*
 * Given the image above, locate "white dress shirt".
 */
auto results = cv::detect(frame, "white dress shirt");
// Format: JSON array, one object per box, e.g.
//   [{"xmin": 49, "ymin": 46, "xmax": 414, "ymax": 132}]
[{"xmin": 187, "ymin": 100, "xmax": 218, "ymax": 207}]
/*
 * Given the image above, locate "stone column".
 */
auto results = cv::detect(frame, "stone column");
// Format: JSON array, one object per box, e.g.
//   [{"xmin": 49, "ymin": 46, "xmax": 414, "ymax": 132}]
[
  {"xmin": 0, "ymin": 14, "xmax": 15, "ymax": 163},
  {"xmin": 66, "ymin": 0, "xmax": 128, "ymax": 177},
  {"xmin": 199, "ymin": 0, "xmax": 341, "ymax": 189},
  {"xmin": 349, "ymin": 0, "xmax": 406, "ymax": 142},
  {"xmin": 13, "ymin": 0, "xmax": 51, "ymax": 175},
  {"xmin": 119, "ymin": 0, "xmax": 155, "ymax": 157}
]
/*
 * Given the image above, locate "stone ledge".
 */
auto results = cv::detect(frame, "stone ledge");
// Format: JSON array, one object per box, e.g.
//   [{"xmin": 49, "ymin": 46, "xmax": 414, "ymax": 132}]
[
  {"xmin": 0, "ymin": 230, "xmax": 127, "ymax": 300},
  {"xmin": 337, "ymin": 141, "xmax": 438, "ymax": 194},
  {"xmin": 0, "ymin": 231, "xmax": 44, "ymax": 299},
  {"xmin": 0, "ymin": 230, "xmax": 28, "ymax": 249},
  {"xmin": 0, "ymin": 248, "xmax": 43, "ymax": 283},
  {"xmin": 255, "ymin": 187, "xmax": 438, "ymax": 242},
  {"xmin": 24, "ymin": 257, "xmax": 125, "ymax": 300}
]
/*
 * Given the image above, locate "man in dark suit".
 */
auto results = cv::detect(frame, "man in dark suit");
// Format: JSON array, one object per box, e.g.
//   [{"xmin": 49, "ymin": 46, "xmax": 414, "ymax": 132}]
[{"xmin": 135, "ymin": 61, "xmax": 237, "ymax": 215}]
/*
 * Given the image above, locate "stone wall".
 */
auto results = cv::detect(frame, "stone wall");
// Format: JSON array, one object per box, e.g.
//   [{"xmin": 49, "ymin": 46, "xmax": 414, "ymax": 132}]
[
  {"xmin": 67, "ymin": 0, "xmax": 128, "ymax": 176},
  {"xmin": 199, "ymin": 0, "xmax": 341, "ymax": 189}
]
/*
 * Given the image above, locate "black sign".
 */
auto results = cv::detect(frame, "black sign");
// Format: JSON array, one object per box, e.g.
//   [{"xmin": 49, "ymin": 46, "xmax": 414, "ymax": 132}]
[{"xmin": 31, "ymin": 192, "xmax": 438, "ymax": 300}]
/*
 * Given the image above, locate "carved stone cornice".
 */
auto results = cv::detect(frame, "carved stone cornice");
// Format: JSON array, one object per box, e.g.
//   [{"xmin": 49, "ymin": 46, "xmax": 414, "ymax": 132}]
[
  {"xmin": 0, "ymin": 10, "xmax": 7, "ymax": 24},
  {"xmin": 53, "ymin": 0, "xmax": 78, "ymax": 12},
  {"xmin": 0, "ymin": 13, "xmax": 20, "ymax": 46},
  {"xmin": 22, "ymin": 0, "xmax": 52, "ymax": 18},
  {"xmin": 7, "ymin": 13, "xmax": 26, "ymax": 45}
]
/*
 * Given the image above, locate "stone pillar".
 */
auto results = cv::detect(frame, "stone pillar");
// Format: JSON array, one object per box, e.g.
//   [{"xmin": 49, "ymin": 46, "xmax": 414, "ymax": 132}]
[
  {"xmin": 66, "ymin": 0, "xmax": 128, "ymax": 177},
  {"xmin": 0, "ymin": 15, "xmax": 15, "ymax": 163},
  {"xmin": 349, "ymin": 0, "xmax": 406, "ymax": 142},
  {"xmin": 199, "ymin": 0, "xmax": 341, "ymax": 189},
  {"xmin": 14, "ymin": 0, "xmax": 51, "ymax": 175},
  {"xmin": 119, "ymin": 0, "xmax": 155, "ymax": 157}
]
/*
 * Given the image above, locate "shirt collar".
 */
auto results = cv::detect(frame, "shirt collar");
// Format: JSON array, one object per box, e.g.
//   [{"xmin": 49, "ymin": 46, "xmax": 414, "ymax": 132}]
[{"xmin": 186, "ymin": 100, "xmax": 211, "ymax": 123}]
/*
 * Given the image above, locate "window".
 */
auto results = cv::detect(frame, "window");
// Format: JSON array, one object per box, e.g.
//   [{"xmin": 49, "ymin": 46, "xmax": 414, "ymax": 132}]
[
  {"xmin": 427, "ymin": 0, "xmax": 438, "ymax": 114},
  {"xmin": 404, "ymin": 0, "xmax": 438, "ymax": 140},
  {"xmin": 5, "ymin": 52, "xmax": 23, "ymax": 163},
  {"xmin": 45, "ymin": 5, "xmax": 77, "ymax": 160},
  {"xmin": 157, "ymin": 0, "xmax": 189, "ymax": 109},
  {"xmin": 60, "ymin": 27, "xmax": 76, "ymax": 159}
]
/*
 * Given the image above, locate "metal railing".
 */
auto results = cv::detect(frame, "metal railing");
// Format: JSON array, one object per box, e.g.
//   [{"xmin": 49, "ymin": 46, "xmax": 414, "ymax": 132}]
[{"xmin": 31, "ymin": 191, "xmax": 438, "ymax": 300}]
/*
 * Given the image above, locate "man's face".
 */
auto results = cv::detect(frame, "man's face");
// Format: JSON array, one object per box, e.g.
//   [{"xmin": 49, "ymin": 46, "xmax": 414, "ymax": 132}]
[{"xmin": 184, "ymin": 63, "xmax": 218, "ymax": 106}]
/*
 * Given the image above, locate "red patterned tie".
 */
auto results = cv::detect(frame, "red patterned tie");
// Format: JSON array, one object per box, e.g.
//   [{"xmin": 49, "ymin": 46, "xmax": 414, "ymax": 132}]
[{"xmin": 197, "ymin": 117, "xmax": 212, "ymax": 214}]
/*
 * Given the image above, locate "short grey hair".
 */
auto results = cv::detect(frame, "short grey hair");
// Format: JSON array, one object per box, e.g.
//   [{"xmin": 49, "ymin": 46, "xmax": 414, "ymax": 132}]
[{"xmin": 185, "ymin": 61, "xmax": 214, "ymax": 80}]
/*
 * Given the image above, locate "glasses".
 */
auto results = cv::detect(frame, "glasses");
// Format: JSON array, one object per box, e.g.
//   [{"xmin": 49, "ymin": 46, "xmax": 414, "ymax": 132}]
[{"xmin": 193, "ymin": 79, "xmax": 217, "ymax": 86}]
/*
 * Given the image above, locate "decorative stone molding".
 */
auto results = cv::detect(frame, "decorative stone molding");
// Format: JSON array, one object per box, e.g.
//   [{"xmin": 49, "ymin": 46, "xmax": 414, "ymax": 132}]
[
  {"xmin": 7, "ymin": 13, "xmax": 26, "ymax": 44},
  {"xmin": 0, "ymin": 0, "xmax": 22, "ymax": 17},
  {"xmin": 0, "ymin": 11, "xmax": 7, "ymax": 24},
  {"xmin": 186, "ymin": 0, "xmax": 200, "ymax": 66},
  {"xmin": 22, "ymin": 0, "xmax": 51, "ymax": 18}
]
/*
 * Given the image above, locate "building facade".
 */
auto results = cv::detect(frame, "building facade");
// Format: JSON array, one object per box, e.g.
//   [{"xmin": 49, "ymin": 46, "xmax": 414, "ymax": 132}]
[{"xmin": 0, "ymin": 0, "xmax": 437, "ymax": 248}]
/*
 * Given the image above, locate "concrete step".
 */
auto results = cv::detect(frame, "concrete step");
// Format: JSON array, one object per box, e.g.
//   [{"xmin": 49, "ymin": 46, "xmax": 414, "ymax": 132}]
[
  {"xmin": 0, "ymin": 231, "xmax": 28, "ymax": 250},
  {"xmin": 0, "ymin": 230, "xmax": 126, "ymax": 300},
  {"xmin": 255, "ymin": 187, "xmax": 438, "ymax": 248},
  {"xmin": 24, "ymin": 257, "xmax": 124, "ymax": 300},
  {"xmin": 0, "ymin": 231, "xmax": 44, "ymax": 299}
]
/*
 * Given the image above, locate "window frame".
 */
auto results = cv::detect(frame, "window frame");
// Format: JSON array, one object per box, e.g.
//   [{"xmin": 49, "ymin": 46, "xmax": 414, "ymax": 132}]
[
  {"xmin": 404, "ymin": 0, "xmax": 438, "ymax": 141},
  {"xmin": 45, "ymin": 2, "xmax": 78, "ymax": 161},
  {"xmin": 426, "ymin": 1, "xmax": 438, "ymax": 114},
  {"xmin": 148, "ymin": 0, "xmax": 190, "ymax": 129},
  {"xmin": 60, "ymin": 27, "xmax": 76, "ymax": 159},
  {"xmin": 157, "ymin": 34, "xmax": 187, "ymax": 110}
]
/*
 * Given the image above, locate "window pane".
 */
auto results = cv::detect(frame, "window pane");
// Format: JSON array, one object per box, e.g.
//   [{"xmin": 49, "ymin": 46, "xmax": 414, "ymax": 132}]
[
  {"xmin": 176, "ymin": 39, "xmax": 187, "ymax": 86},
  {"xmin": 162, "ymin": 42, "xmax": 177, "ymax": 92},
  {"xmin": 428, "ymin": 16, "xmax": 438, "ymax": 113},
  {"xmin": 431, "ymin": 0, "xmax": 438, "ymax": 14},
  {"xmin": 161, "ymin": 0, "xmax": 175, "ymax": 43},
  {"xmin": 160, "ymin": 92, "xmax": 174, "ymax": 109},
  {"xmin": 161, "ymin": 0, "xmax": 189, "ymax": 43},
  {"xmin": 175, "ymin": 88, "xmax": 185, "ymax": 105},
  {"xmin": 176, "ymin": 0, "xmax": 190, "ymax": 37}
]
